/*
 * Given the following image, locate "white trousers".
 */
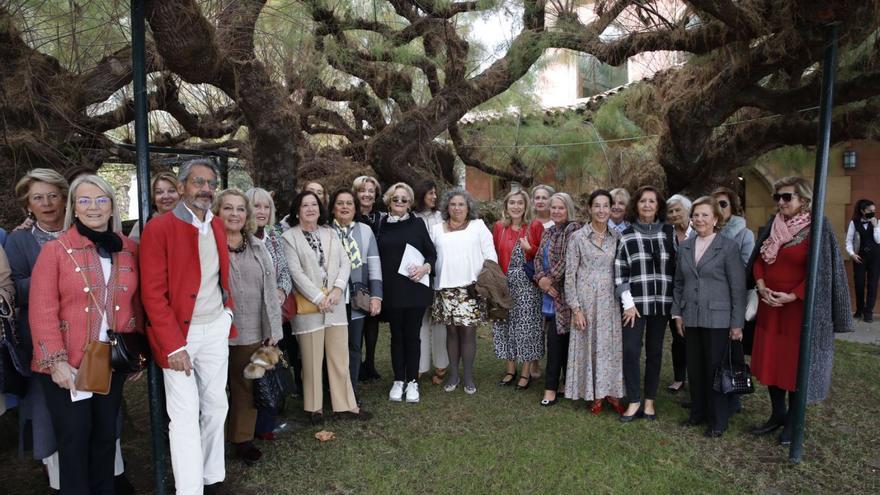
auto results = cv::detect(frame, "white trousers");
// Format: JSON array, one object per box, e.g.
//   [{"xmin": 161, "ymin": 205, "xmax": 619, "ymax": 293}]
[
  {"xmin": 419, "ymin": 313, "xmax": 449, "ymax": 373},
  {"xmin": 163, "ymin": 311, "xmax": 231, "ymax": 495}
]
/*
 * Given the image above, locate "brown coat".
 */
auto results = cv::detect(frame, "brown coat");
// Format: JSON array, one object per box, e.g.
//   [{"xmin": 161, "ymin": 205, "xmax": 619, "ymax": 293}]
[{"xmin": 476, "ymin": 260, "xmax": 512, "ymax": 320}]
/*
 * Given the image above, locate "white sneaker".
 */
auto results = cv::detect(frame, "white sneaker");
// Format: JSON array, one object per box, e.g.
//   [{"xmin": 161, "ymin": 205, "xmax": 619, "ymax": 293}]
[
  {"xmin": 405, "ymin": 380, "xmax": 420, "ymax": 403},
  {"xmin": 389, "ymin": 381, "xmax": 404, "ymax": 402}
]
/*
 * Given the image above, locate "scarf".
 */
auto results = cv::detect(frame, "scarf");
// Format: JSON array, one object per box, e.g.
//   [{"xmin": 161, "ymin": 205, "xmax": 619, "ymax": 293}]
[
  {"xmin": 75, "ymin": 218, "xmax": 123, "ymax": 259},
  {"xmin": 333, "ymin": 219, "xmax": 363, "ymax": 269},
  {"xmin": 385, "ymin": 213, "xmax": 410, "ymax": 223},
  {"xmin": 760, "ymin": 212, "xmax": 811, "ymax": 265}
]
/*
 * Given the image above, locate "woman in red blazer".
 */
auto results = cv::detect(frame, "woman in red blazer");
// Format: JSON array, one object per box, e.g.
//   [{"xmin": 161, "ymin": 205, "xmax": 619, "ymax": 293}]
[{"xmin": 29, "ymin": 175, "xmax": 143, "ymax": 494}]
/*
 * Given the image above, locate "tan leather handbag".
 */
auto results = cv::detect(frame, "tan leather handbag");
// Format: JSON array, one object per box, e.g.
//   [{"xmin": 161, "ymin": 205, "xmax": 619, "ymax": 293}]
[{"xmin": 75, "ymin": 340, "xmax": 112, "ymax": 395}]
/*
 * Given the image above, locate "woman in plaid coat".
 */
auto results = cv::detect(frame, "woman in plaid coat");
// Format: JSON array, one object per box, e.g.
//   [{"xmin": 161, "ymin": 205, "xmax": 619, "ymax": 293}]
[{"xmin": 614, "ymin": 186, "xmax": 676, "ymax": 422}]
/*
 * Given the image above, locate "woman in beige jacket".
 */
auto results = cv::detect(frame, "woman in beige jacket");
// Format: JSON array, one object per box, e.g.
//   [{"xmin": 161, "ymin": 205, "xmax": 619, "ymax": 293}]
[{"xmin": 282, "ymin": 191, "xmax": 371, "ymax": 425}]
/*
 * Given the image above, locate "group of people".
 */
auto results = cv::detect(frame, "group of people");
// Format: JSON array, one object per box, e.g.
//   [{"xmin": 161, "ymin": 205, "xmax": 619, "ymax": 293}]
[{"xmin": 0, "ymin": 161, "xmax": 856, "ymax": 494}]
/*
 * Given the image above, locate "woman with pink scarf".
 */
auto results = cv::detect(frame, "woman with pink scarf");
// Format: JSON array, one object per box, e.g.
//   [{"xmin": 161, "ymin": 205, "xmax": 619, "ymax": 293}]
[{"xmin": 749, "ymin": 176, "xmax": 853, "ymax": 446}]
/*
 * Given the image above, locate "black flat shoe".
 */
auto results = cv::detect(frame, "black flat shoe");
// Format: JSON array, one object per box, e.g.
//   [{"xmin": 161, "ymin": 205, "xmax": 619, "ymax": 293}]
[
  {"xmin": 865, "ymin": 315, "xmax": 874, "ymax": 323},
  {"xmin": 854, "ymin": 311, "xmax": 863, "ymax": 319},
  {"xmin": 334, "ymin": 410, "xmax": 373, "ymax": 421},
  {"xmin": 667, "ymin": 382, "xmax": 685, "ymax": 393},
  {"xmin": 540, "ymin": 397, "xmax": 559, "ymax": 407},
  {"xmin": 750, "ymin": 419, "xmax": 784, "ymax": 435},
  {"xmin": 497, "ymin": 373, "xmax": 516, "ymax": 387},
  {"xmin": 515, "ymin": 375, "xmax": 531, "ymax": 390},
  {"xmin": 309, "ymin": 412, "xmax": 325, "ymax": 426},
  {"xmin": 619, "ymin": 412, "xmax": 640, "ymax": 423},
  {"xmin": 641, "ymin": 411, "xmax": 658, "ymax": 421},
  {"xmin": 704, "ymin": 429, "xmax": 724, "ymax": 438}
]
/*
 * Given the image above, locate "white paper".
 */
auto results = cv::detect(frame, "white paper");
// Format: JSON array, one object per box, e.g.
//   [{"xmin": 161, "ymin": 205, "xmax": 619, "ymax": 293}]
[
  {"xmin": 69, "ymin": 369, "xmax": 93, "ymax": 402},
  {"xmin": 398, "ymin": 243, "xmax": 429, "ymax": 286}
]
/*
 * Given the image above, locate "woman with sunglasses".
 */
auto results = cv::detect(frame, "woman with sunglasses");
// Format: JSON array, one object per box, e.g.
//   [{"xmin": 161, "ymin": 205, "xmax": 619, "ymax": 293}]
[
  {"xmin": 845, "ymin": 198, "xmax": 880, "ymax": 322},
  {"xmin": 375, "ymin": 183, "xmax": 436, "ymax": 402},
  {"xmin": 711, "ymin": 187, "xmax": 755, "ymax": 267},
  {"xmin": 749, "ymin": 177, "xmax": 852, "ymax": 445}
]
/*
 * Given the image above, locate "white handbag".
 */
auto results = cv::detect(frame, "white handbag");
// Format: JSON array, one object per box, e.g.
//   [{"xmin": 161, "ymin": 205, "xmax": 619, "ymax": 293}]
[{"xmin": 745, "ymin": 289, "xmax": 759, "ymax": 322}]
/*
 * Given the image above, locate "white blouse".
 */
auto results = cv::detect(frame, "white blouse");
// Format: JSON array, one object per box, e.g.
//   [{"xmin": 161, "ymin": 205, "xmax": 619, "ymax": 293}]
[{"xmin": 430, "ymin": 219, "xmax": 497, "ymax": 290}]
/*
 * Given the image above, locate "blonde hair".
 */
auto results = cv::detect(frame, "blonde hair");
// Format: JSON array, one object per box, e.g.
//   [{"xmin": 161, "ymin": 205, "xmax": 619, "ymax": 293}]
[
  {"xmin": 212, "ymin": 188, "xmax": 256, "ymax": 235},
  {"xmin": 245, "ymin": 187, "xmax": 276, "ymax": 227},
  {"xmin": 550, "ymin": 192, "xmax": 577, "ymax": 223},
  {"xmin": 353, "ymin": 175, "xmax": 381, "ymax": 193},
  {"xmin": 609, "ymin": 187, "xmax": 630, "ymax": 205},
  {"xmin": 152, "ymin": 171, "xmax": 179, "ymax": 194},
  {"xmin": 501, "ymin": 190, "xmax": 532, "ymax": 227},
  {"xmin": 690, "ymin": 196, "xmax": 726, "ymax": 231},
  {"xmin": 16, "ymin": 168, "xmax": 69, "ymax": 213},
  {"xmin": 773, "ymin": 176, "xmax": 813, "ymax": 212},
  {"xmin": 65, "ymin": 175, "xmax": 123, "ymax": 232},
  {"xmin": 382, "ymin": 182, "xmax": 415, "ymax": 209}
]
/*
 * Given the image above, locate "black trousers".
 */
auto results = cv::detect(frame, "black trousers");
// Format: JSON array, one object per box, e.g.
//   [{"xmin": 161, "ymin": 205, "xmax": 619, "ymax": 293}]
[
  {"xmin": 853, "ymin": 252, "xmax": 880, "ymax": 315},
  {"xmin": 39, "ymin": 372, "xmax": 125, "ymax": 495},
  {"xmin": 622, "ymin": 314, "xmax": 666, "ymax": 402},
  {"xmin": 361, "ymin": 315, "xmax": 380, "ymax": 372},
  {"xmin": 686, "ymin": 327, "xmax": 735, "ymax": 431},
  {"xmin": 387, "ymin": 307, "xmax": 425, "ymax": 382},
  {"xmin": 346, "ymin": 304, "xmax": 365, "ymax": 390},
  {"xmin": 544, "ymin": 318, "xmax": 569, "ymax": 392},
  {"xmin": 669, "ymin": 318, "xmax": 687, "ymax": 382}
]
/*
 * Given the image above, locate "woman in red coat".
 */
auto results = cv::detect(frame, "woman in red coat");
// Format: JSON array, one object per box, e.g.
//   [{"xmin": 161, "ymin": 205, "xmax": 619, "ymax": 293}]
[
  {"xmin": 750, "ymin": 176, "xmax": 851, "ymax": 445},
  {"xmin": 30, "ymin": 175, "xmax": 143, "ymax": 494}
]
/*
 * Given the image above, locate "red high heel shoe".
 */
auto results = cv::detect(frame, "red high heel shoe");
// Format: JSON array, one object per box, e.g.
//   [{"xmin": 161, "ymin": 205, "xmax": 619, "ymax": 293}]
[
  {"xmin": 590, "ymin": 399, "xmax": 604, "ymax": 415},
  {"xmin": 607, "ymin": 396, "xmax": 626, "ymax": 415}
]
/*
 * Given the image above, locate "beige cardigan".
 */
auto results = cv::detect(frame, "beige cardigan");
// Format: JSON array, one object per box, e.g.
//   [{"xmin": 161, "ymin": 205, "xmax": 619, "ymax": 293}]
[{"xmin": 281, "ymin": 225, "xmax": 351, "ymax": 334}]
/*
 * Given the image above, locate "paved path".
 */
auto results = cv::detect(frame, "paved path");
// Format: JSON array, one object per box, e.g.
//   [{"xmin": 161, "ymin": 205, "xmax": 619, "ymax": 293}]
[{"xmin": 836, "ymin": 318, "xmax": 880, "ymax": 345}]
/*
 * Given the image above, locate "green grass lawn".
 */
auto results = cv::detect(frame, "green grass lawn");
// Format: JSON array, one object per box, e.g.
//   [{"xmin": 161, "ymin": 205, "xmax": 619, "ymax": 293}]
[{"xmin": 2, "ymin": 326, "xmax": 878, "ymax": 494}]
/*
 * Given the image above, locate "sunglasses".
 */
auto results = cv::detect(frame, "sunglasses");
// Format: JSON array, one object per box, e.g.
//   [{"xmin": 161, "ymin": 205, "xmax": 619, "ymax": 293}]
[
  {"xmin": 391, "ymin": 196, "xmax": 410, "ymax": 204},
  {"xmin": 718, "ymin": 200, "xmax": 729, "ymax": 209},
  {"xmin": 773, "ymin": 192, "xmax": 796, "ymax": 203}
]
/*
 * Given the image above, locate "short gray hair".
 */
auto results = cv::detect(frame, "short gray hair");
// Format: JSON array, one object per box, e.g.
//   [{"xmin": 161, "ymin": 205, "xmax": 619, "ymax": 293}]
[
  {"xmin": 178, "ymin": 158, "xmax": 219, "ymax": 183},
  {"xmin": 439, "ymin": 187, "xmax": 478, "ymax": 221},
  {"xmin": 65, "ymin": 174, "xmax": 123, "ymax": 232},
  {"xmin": 667, "ymin": 194, "xmax": 693, "ymax": 214}
]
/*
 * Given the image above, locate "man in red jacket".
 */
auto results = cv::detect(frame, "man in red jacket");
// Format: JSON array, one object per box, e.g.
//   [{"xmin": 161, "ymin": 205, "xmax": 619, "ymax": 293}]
[{"xmin": 140, "ymin": 158, "xmax": 235, "ymax": 495}]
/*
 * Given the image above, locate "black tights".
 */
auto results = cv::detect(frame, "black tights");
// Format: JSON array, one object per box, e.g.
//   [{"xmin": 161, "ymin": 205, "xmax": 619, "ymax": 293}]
[
  {"xmin": 768, "ymin": 385, "xmax": 795, "ymax": 434},
  {"xmin": 446, "ymin": 325, "xmax": 477, "ymax": 388},
  {"xmin": 362, "ymin": 316, "xmax": 380, "ymax": 373}
]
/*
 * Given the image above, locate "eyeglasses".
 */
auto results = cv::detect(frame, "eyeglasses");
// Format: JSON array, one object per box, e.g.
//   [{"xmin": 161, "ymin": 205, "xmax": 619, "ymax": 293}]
[
  {"xmin": 30, "ymin": 193, "xmax": 62, "ymax": 204},
  {"xmin": 391, "ymin": 196, "xmax": 410, "ymax": 204},
  {"xmin": 76, "ymin": 196, "xmax": 112, "ymax": 208},
  {"xmin": 718, "ymin": 200, "xmax": 729, "ymax": 209},
  {"xmin": 773, "ymin": 192, "xmax": 796, "ymax": 203},
  {"xmin": 190, "ymin": 176, "xmax": 219, "ymax": 189}
]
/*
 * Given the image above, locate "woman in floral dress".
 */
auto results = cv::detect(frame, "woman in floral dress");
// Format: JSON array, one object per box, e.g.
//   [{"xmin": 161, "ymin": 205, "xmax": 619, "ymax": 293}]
[{"xmin": 565, "ymin": 190, "xmax": 625, "ymax": 415}]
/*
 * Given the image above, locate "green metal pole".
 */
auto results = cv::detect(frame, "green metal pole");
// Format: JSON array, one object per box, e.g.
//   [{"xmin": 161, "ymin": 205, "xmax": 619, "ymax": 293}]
[
  {"xmin": 789, "ymin": 22, "xmax": 838, "ymax": 463},
  {"xmin": 130, "ymin": 0, "xmax": 168, "ymax": 491}
]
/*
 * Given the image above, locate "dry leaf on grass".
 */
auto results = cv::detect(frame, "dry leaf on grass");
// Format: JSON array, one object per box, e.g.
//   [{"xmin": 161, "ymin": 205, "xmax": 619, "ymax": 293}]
[{"xmin": 315, "ymin": 430, "xmax": 335, "ymax": 442}]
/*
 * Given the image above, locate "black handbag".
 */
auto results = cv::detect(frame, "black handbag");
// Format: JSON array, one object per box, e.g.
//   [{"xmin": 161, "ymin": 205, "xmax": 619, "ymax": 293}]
[
  {"xmin": 713, "ymin": 339, "xmax": 754, "ymax": 395},
  {"xmin": 253, "ymin": 353, "xmax": 293, "ymax": 410},
  {"xmin": 107, "ymin": 330, "xmax": 151, "ymax": 374},
  {"xmin": 0, "ymin": 298, "xmax": 29, "ymax": 395}
]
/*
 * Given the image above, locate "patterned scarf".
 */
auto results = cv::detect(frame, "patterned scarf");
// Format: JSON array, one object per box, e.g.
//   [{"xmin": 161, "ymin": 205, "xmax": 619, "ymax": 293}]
[
  {"xmin": 760, "ymin": 212, "xmax": 812, "ymax": 264},
  {"xmin": 333, "ymin": 219, "xmax": 363, "ymax": 270}
]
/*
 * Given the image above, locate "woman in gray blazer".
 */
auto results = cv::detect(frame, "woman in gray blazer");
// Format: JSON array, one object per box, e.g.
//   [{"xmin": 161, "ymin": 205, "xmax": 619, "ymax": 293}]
[{"xmin": 672, "ymin": 196, "xmax": 746, "ymax": 438}]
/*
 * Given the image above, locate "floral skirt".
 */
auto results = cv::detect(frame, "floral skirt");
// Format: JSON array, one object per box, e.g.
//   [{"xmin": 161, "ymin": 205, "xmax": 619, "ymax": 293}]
[{"xmin": 432, "ymin": 286, "xmax": 486, "ymax": 327}]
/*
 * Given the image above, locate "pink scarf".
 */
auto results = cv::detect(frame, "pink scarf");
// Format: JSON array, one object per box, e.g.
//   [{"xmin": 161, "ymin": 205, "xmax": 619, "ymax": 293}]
[{"xmin": 760, "ymin": 212, "xmax": 811, "ymax": 264}]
